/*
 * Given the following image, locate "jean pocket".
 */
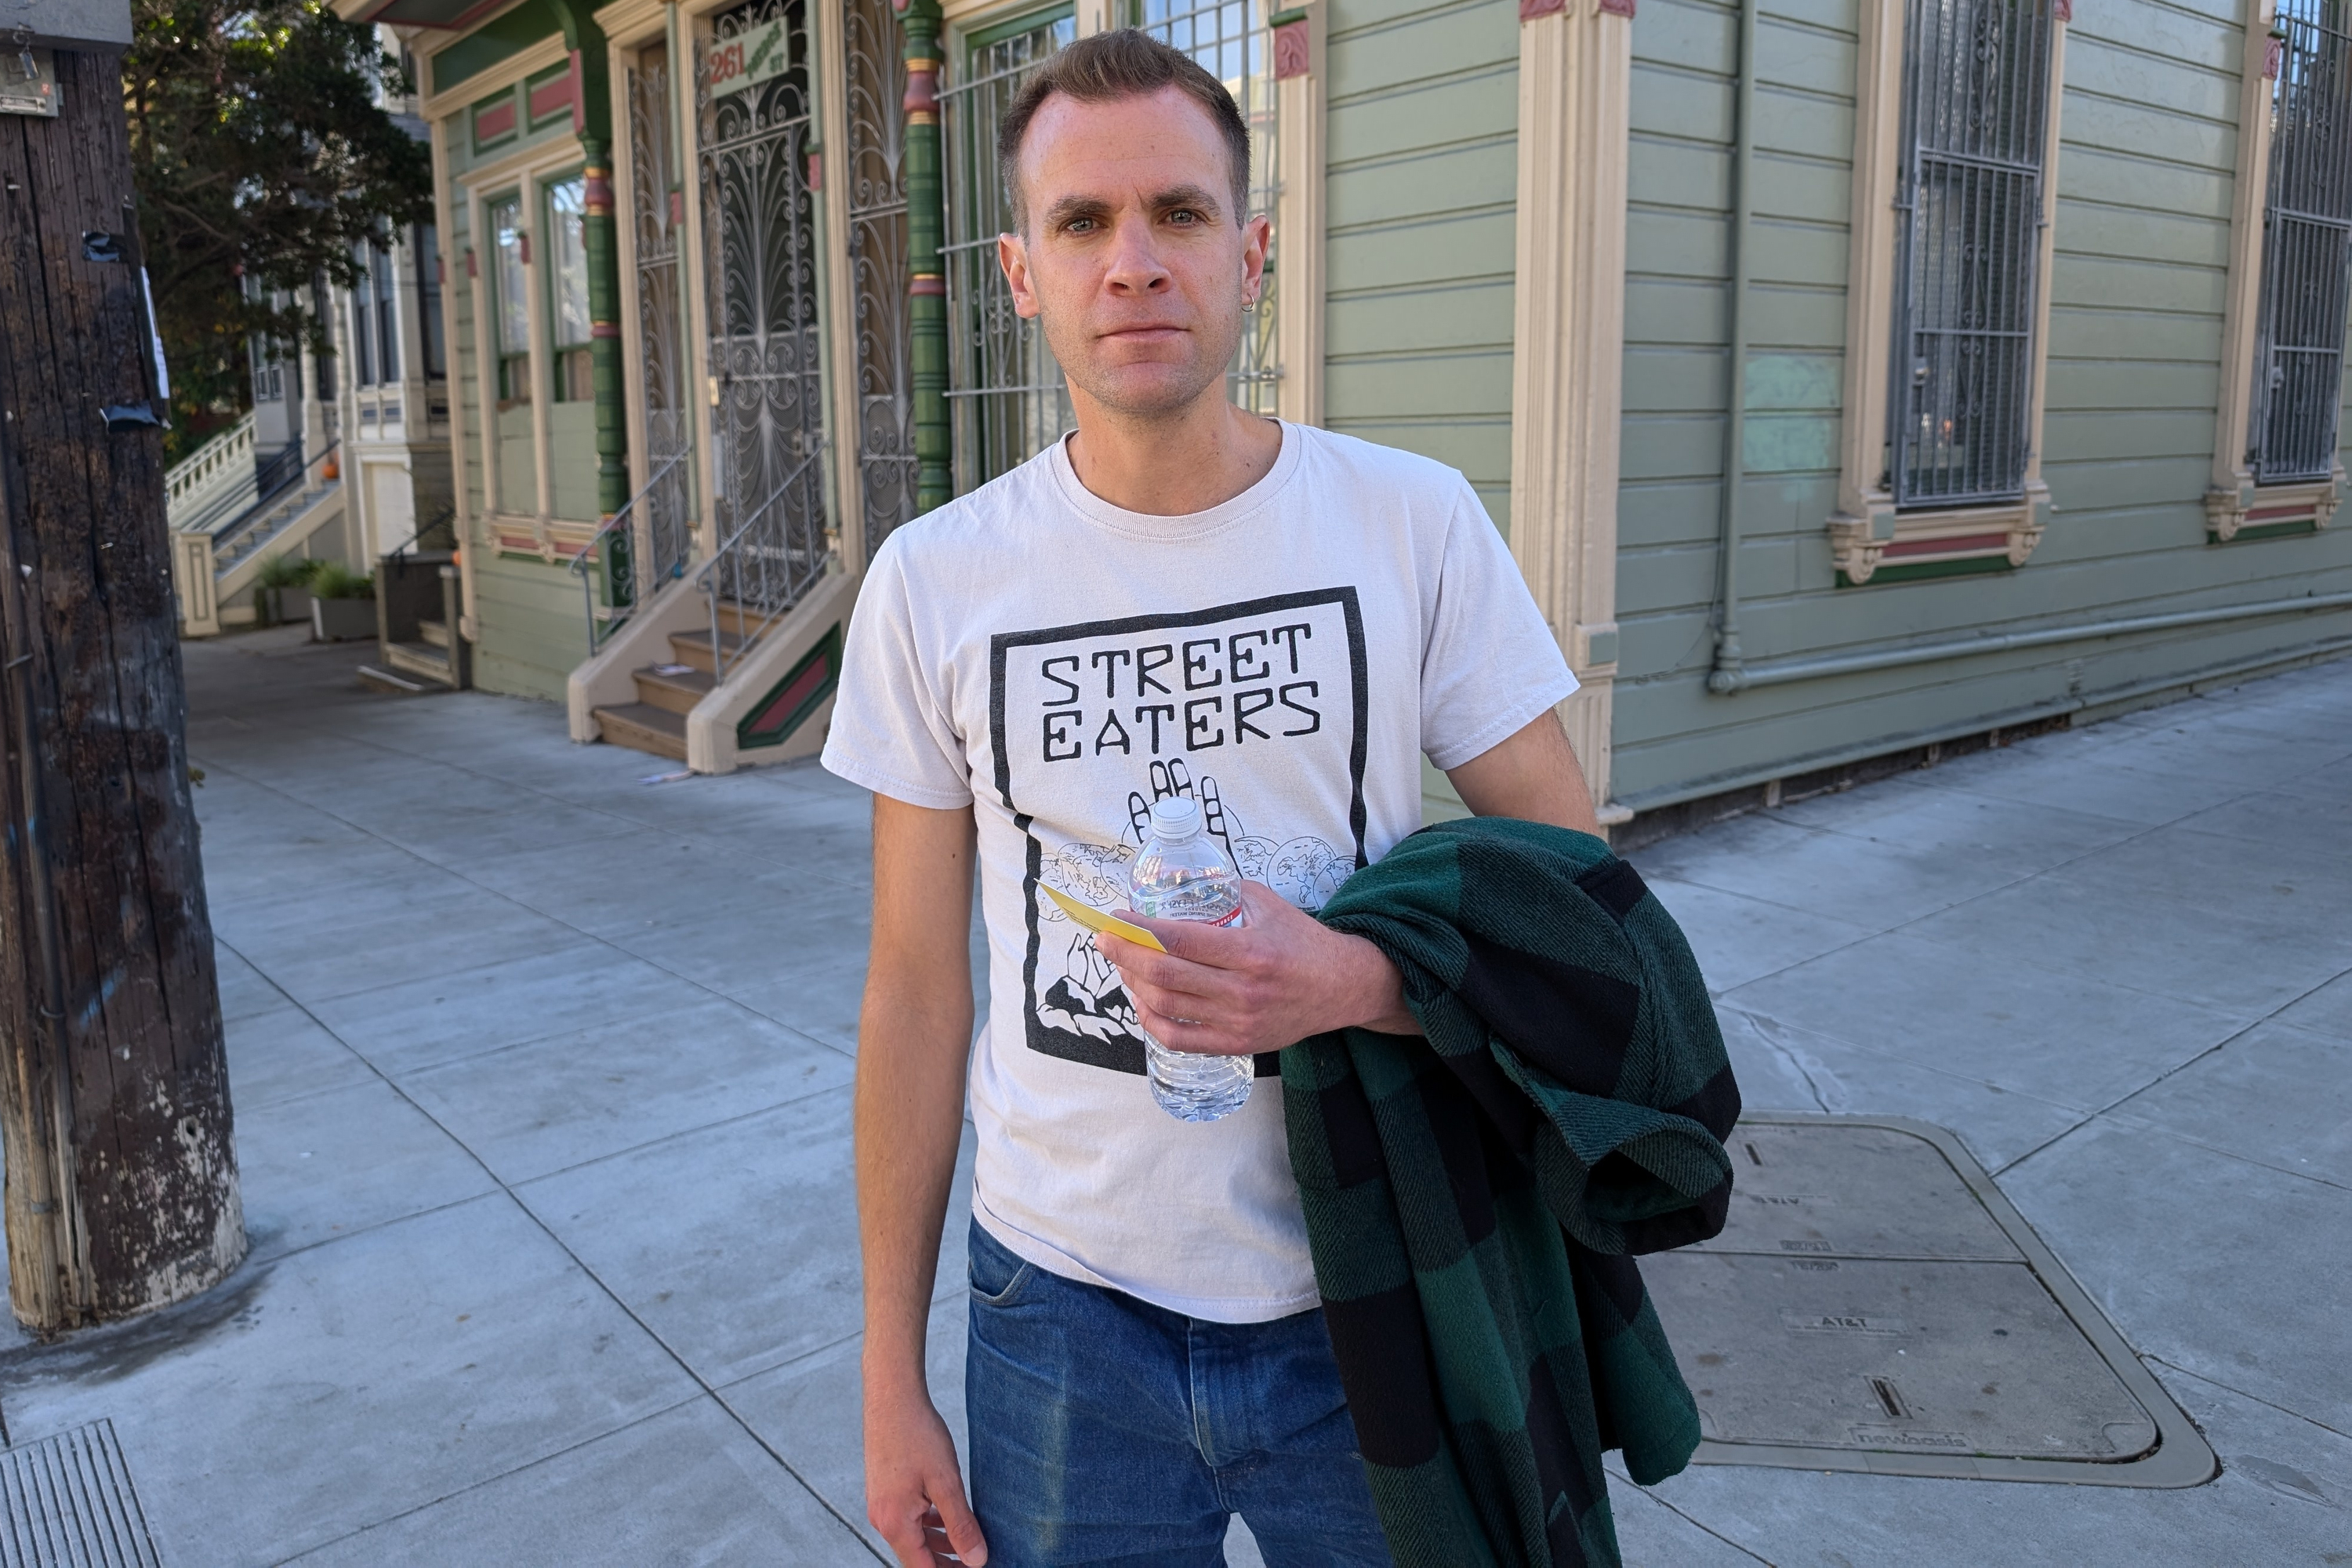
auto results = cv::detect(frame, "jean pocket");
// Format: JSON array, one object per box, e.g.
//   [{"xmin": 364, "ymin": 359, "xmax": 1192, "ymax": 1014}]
[{"xmin": 967, "ymin": 1225, "xmax": 1036, "ymax": 1309}]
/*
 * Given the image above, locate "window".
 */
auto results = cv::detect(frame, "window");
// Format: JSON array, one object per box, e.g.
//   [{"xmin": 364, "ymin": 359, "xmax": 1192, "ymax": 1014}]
[
  {"xmin": 349, "ymin": 242, "xmax": 376, "ymax": 387},
  {"xmin": 546, "ymin": 176, "xmax": 593, "ymax": 402},
  {"xmin": 415, "ymin": 223, "xmax": 446, "ymax": 379},
  {"xmin": 1827, "ymin": 0, "xmax": 2065, "ymax": 584},
  {"xmin": 374, "ymin": 240, "xmax": 401, "ymax": 384},
  {"xmin": 1140, "ymin": 0, "xmax": 1280, "ymax": 417},
  {"xmin": 942, "ymin": 7, "xmax": 1077, "ymax": 492},
  {"xmin": 249, "ymin": 328, "xmax": 283, "ymax": 403},
  {"xmin": 1890, "ymin": 0, "xmax": 2058, "ymax": 508},
  {"xmin": 2250, "ymin": 0, "xmax": 2352, "ymax": 485},
  {"xmin": 490, "ymin": 194, "xmax": 530, "ymax": 408}
]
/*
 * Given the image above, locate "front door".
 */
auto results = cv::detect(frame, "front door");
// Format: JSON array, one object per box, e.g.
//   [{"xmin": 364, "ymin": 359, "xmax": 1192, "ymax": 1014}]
[{"xmin": 699, "ymin": 0, "xmax": 829, "ymax": 615}]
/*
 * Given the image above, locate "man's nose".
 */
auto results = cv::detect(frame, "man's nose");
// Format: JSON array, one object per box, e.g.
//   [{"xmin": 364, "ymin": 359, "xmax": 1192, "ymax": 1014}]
[{"xmin": 1102, "ymin": 215, "xmax": 1171, "ymax": 295}]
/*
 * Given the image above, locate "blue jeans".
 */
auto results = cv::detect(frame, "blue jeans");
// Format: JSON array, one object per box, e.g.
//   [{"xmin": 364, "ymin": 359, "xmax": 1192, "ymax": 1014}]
[{"xmin": 964, "ymin": 1220, "xmax": 1393, "ymax": 1568}]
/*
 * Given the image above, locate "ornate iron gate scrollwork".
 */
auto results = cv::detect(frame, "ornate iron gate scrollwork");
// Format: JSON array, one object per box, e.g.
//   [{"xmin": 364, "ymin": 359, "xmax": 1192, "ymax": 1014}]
[{"xmin": 698, "ymin": 0, "xmax": 829, "ymax": 615}]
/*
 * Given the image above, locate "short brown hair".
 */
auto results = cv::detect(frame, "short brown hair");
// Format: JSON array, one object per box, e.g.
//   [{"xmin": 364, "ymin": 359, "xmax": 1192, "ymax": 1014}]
[{"xmin": 996, "ymin": 30, "xmax": 1251, "ymax": 232}]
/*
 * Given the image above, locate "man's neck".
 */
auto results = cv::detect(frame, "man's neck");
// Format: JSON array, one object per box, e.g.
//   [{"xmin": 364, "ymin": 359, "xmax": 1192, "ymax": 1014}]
[{"xmin": 1063, "ymin": 391, "xmax": 1283, "ymax": 517}]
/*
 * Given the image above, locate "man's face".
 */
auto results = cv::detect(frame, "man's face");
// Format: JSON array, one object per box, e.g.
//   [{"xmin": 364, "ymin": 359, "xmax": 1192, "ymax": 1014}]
[{"xmin": 1000, "ymin": 85, "xmax": 1269, "ymax": 422}]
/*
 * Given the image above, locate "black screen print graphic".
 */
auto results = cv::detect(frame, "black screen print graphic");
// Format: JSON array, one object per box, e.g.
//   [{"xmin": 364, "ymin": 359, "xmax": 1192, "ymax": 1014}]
[{"xmin": 989, "ymin": 589, "xmax": 1370, "ymax": 1076}]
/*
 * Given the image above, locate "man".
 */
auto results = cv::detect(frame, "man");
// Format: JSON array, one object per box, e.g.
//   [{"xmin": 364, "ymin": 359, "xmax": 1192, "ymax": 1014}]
[{"xmin": 823, "ymin": 30, "xmax": 1599, "ymax": 1568}]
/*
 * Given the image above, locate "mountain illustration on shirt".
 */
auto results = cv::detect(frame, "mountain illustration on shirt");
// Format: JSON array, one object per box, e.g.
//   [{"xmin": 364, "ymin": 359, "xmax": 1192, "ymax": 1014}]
[{"xmin": 1035, "ymin": 761, "xmax": 1348, "ymax": 1051}]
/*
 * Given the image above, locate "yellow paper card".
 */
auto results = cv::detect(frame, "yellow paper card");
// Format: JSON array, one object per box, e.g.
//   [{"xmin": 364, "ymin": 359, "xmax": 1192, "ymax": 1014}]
[{"xmin": 1040, "ymin": 882, "xmax": 1166, "ymax": 953}]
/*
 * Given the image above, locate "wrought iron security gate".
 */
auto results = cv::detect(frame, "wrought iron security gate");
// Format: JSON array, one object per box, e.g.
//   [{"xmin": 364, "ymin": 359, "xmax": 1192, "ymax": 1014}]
[
  {"xmin": 942, "ymin": 8, "xmax": 1076, "ymax": 493},
  {"xmin": 845, "ymin": 0, "xmax": 917, "ymax": 557},
  {"xmin": 1890, "ymin": 0, "xmax": 2056, "ymax": 507},
  {"xmin": 698, "ymin": 0, "xmax": 829, "ymax": 616},
  {"xmin": 628, "ymin": 43, "xmax": 694, "ymax": 599},
  {"xmin": 2252, "ymin": 0, "xmax": 2352, "ymax": 484}
]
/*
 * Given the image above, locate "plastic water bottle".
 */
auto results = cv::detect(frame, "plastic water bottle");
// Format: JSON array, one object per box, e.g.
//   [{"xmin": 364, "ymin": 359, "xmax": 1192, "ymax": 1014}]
[{"xmin": 1128, "ymin": 795, "xmax": 1253, "ymax": 1123}]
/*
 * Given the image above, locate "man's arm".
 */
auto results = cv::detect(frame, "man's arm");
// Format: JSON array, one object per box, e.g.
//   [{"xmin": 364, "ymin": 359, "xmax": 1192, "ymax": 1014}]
[
  {"xmin": 858, "ymin": 795, "xmax": 989, "ymax": 1568},
  {"xmin": 1443, "ymin": 708, "xmax": 1599, "ymax": 833},
  {"xmin": 1101, "ymin": 710, "xmax": 1598, "ymax": 1053}
]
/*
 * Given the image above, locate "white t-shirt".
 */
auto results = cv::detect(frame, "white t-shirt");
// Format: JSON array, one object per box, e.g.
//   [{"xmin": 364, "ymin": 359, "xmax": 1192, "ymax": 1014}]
[{"xmin": 822, "ymin": 423, "xmax": 1577, "ymax": 1323}]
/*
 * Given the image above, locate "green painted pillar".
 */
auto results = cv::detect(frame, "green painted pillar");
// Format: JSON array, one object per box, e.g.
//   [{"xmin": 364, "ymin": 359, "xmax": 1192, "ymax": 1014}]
[
  {"xmin": 901, "ymin": 0, "xmax": 952, "ymax": 513},
  {"xmin": 567, "ymin": 34, "xmax": 629, "ymax": 522},
  {"xmin": 583, "ymin": 139, "xmax": 627, "ymax": 521}
]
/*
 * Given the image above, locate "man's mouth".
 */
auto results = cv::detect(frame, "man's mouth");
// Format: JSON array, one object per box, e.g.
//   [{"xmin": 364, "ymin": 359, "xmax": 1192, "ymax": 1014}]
[{"xmin": 1099, "ymin": 325, "xmax": 1186, "ymax": 344}]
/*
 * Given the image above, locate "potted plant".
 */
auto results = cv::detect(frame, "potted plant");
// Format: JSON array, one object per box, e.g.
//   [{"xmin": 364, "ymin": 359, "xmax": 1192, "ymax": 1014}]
[
  {"xmin": 307, "ymin": 562, "xmax": 377, "ymax": 641},
  {"xmin": 254, "ymin": 554, "xmax": 318, "ymax": 627}
]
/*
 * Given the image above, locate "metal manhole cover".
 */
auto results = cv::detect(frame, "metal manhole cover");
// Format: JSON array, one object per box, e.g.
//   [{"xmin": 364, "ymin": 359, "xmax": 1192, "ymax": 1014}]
[
  {"xmin": 0, "ymin": 1420, "xmax": 162, "ymax": 1567},
  {"xmin": 1643, "ymin": 1115, "xmax": 2216, "ymax": 1486}
]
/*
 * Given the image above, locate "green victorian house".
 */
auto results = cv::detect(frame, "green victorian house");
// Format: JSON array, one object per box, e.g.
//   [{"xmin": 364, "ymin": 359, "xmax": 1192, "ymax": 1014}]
[{"xmin": 358, "ymin": 0, "xmax": 2351, "ymax": 835}]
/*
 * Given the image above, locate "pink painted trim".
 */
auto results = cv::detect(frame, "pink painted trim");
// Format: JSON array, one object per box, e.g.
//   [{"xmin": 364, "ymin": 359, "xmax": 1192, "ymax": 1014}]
[
  {"xmin": 1274, "ymin": 19, "xmax": 1311, "ymax": 79},
  {"xmin": 1598, "ymin": 0, "xmax": 1635, "ymax": 15},
  {"xmin": 529, "ymin": 63, "xmax": 576, "ymax": 126},
  {"xmin": 1519, "ymin": 0, "xmax": 1565, "ymax": 16},
  {"xmin": 1883, "ymin": 531, "xmax": 2009, "ymax": 560},
  {"xmin": 474, "ymin": 99, "xmax": 516, "ymax": 144}
]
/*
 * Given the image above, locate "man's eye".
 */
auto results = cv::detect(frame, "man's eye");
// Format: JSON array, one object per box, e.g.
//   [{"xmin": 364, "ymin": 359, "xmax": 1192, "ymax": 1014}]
[
  {"xmin": 1065, "ymin": 216, "xmax": 1098, "ymax": 234},
  {"xmin": 1168, "ymin": 209, "xmax": 1201, "ymax": 225}
]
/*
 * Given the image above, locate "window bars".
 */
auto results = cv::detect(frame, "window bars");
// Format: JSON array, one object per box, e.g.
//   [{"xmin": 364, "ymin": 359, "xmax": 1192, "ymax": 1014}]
[
  {"xmin": 938, "ymin": 2, "xmax": 1282, "ymax": 494},
  {"xmin": 941, "ymin": 9, "xmax": 1078, "ymax": 494},
  {"xmin": 1890, "ymin": 0, "xmax": 2056, "ymax": 509},
  {"xmin": 1140, "ymin": 0, "xmax": 1279, "ymax": 416},
  {"xmin": 2252, "ymin": 0, "xmax": 2352, "ymax": 485}
]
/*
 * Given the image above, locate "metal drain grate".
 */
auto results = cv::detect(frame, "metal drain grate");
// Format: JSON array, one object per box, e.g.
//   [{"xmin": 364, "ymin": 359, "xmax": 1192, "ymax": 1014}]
[
  {"xmin": 0, "ymin": 1421, "xmax": 162, "ymax": 1568},
  {"xmin": 1643, "ymin": 1115, "xmax": 2216, "ymax": 1486}
]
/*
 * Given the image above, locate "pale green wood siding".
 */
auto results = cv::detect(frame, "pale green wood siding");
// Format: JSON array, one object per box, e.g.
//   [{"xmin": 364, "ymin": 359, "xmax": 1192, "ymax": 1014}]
[
  {"xmin": 1610, "ymin": 0, "xmax": 2352, "ymax": 808},
  {"xmin": 437, "ymin": 89, "xmax": 602, "ymax": 703},
  {"xmin": 1323, "ymin": 0, "xmax": 1523, "ymax": 532}
]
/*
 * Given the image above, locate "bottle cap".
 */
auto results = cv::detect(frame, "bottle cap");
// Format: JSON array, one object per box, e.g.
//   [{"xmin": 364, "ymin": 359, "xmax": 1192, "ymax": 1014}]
[{"xmin": 1147, "ymin": 795, "xmax": 1203, "ymax": 840}]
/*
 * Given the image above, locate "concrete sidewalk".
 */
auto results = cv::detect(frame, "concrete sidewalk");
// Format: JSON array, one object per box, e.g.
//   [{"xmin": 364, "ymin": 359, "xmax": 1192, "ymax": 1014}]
[{"xmin": 0, "ymin": 626, "xmax": 2341, "ymax": 1565}]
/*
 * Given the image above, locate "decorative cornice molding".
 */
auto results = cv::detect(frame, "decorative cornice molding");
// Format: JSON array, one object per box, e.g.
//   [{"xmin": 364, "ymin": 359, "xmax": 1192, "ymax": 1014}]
[
  {"xmin": 1829, "ymin": 489, "xmax": 2048, "ymax": 586},
  {"xmin": 2205, "ymin": 472, "xmax": 2343, "ymax": 542}
]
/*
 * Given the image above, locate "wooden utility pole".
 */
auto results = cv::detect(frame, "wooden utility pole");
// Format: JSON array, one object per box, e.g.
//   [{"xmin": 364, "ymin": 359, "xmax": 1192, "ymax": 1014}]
[{"xmin": 0, "ymin": 39, "xmax": 243, "ymax": 1330}]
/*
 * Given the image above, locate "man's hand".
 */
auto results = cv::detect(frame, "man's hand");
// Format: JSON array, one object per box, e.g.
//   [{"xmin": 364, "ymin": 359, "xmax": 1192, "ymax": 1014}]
[
  {"xmin": 1096, "ymin": 880, "xmax": 1418, "ymax": 1054},
  {"xmin": 865, "ymin": 1377, "xmax": 988, "ymax": 1566},
  {"xmin": 858, "ymin": 795, "xmax": 986, "ymax": 1566}
]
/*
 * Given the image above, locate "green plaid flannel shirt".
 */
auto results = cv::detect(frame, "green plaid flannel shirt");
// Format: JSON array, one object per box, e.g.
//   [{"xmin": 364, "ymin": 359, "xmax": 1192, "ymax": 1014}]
[{"xmin": 1283, "ymin": 818, "xmax": 1739, "ymax": 1568}]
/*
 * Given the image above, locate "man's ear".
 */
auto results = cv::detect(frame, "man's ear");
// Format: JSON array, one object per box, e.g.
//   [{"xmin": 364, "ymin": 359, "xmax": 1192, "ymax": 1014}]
[
  {"xmin": 1241, "ymin": 213, "xmax": 1271, "ymax": 309},
  {"xmin": 1000, "ymin": 230, "xmax": 1040, "ymax": 320}
]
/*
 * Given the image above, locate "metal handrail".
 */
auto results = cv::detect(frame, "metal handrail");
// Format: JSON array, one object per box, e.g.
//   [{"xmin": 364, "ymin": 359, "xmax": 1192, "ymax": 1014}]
[
  {"xmin": 571, "ymin": 452, "xmax": 694, "ymax": 654},
  {"xmin": 207, "ymin": 440, "xmax": 340, "ymax": 555},
  {"xmin": 382, "ymin": 501, "xmax": 459, "ymax": 566},
  {"xmin": 692, "ymin": 438, "xmax": 829, "ymax": 681}
]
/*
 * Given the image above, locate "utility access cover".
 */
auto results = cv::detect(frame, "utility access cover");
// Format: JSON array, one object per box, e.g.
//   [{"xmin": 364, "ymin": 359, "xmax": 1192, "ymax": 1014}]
[{"xmin": 1642, "ymin": 1114, "xmax": 2214, "ymax": 1486}]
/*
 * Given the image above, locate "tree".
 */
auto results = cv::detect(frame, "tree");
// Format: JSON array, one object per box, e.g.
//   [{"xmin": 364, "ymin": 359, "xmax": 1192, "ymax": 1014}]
[{"xmin": 123, "ymin": 0, "xmax": 432, "ymax": 456}]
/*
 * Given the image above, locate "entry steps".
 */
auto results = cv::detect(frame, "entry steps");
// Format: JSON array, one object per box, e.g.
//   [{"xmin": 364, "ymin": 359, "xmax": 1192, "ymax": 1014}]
[{"xmin": 591, "ymin": 601, "xmax": 764, "ymax": 760}]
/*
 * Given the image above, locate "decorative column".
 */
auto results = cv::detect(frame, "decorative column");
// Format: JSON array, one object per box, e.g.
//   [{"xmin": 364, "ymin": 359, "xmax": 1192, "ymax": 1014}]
[
  {"xmin": 1508, "ymin": 0, "xmax": 1635, "ymax": 818},
  {"xmin": 573, "ymin": 42, "xmax": 630, "ymax": 523},
  {"xmin": 899, "ymin": 0, "xmax": 951, "ymax": 514},
  {"xmin": 1271, "ymin": 3, "xmax": 1325, "ymax": 429}
]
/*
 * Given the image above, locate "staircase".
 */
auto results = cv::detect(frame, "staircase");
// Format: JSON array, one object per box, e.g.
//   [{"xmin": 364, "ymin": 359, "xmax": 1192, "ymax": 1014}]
[
  {"xmin": 366, "ymin": 534, "xmax": 467, "ymax": 692},
  {"xmin": 215, "ymin": 479, "xmax": 339, "ymax": 570},
  {"xmin": 591, "ymin": 601, "xmax": 763, "ymax": 760}
]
